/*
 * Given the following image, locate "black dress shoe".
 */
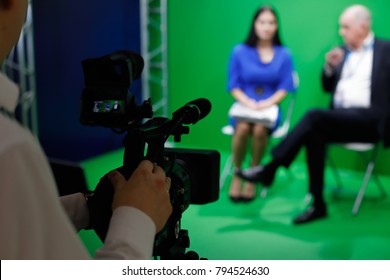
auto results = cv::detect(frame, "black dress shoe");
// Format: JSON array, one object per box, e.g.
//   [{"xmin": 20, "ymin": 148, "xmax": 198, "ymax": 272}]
[
  {"xmin": 235, "ymin": 165, "xmax": 275, "ymax": 186},
  {"xmin": 293, "ymin": 206, "xmax": 327, "ymax": 224},
  {"xmin": 229, "ymin": 195, "xmax": 241, "ymax": 203}
]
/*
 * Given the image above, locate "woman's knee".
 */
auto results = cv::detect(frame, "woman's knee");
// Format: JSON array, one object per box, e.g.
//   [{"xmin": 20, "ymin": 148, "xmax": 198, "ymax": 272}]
[
  {"xmin": 235, "ymin": 122, "xmax": 251, "ymax": 135},
  {"xmin": 253, "ymin": 124, "xmax": 269, "ymax": 139}
]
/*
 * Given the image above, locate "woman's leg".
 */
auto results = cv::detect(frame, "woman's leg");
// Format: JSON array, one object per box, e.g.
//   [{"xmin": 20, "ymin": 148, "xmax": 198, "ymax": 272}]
[
  {"xmin": 251, "ymin": 124, "xmax": 269, "ymax": 166},
  {"xmin": 229, "ymin": 121, "xmax": 251, "ymax": 198},
  {"xmin": 241, "ymin": 124, "xmax": 269, "ymax": 199}
]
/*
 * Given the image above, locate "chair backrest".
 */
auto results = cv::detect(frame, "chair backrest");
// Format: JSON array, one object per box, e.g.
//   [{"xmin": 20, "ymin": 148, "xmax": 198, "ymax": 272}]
[
  {"xmin": 341, "ymin": 143, "xmax": 375, "ymax": 151},
  {"xmin": 271, "ymin": 71, "xmax": 298, "ymax": 139},
  {"xmin": 271, "ymin": 93, "xmax": 296, "ymax": 139}
]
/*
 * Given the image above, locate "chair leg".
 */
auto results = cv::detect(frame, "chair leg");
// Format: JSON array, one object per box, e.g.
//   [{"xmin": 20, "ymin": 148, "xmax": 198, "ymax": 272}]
[
  {"xmin": 352, "ymin": 145, "xmax": 387, "ymax": 215},
  {"xmin": 352, "ymin": 160, "xmax": 375, "ymax": 215},
  {"xmin": 220, "ymin": 154, "xmax": 233, "ymax": 189}
]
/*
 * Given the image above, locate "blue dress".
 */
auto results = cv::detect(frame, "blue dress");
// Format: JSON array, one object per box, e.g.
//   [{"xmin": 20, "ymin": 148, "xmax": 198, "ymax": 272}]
[{"xmin": 227, "ymin": 43, "xmax": 296, "ymax": 130}]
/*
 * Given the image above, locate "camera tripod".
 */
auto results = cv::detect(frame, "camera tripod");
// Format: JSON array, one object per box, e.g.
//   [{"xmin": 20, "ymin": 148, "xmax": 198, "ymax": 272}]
[{"xmin": 154, "ymin": 229, "xmax": 206, "ymax": 260}]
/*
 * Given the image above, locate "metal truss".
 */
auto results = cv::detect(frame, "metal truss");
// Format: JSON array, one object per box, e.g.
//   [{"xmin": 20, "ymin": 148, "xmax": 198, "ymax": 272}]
[
  {"xmin": 140, "ymin": 0, "xmax": 169, "ymax": 117},
  {"xmin": 1, "ymin": 1, "xmax": 38, "ymax": 136}
]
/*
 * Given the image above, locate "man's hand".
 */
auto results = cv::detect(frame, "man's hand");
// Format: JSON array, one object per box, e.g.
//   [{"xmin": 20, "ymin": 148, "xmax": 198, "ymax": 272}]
[
  {"xmin": 325, "ymin": 47, "xmax": 345, "ymax": 70},
  {"xmin": 108, "ymin": 160, "xmax": 172, "ymax": 233}
]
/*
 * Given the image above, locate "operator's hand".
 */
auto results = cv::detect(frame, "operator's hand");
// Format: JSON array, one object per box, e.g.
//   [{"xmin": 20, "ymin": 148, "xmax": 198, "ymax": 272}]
[{"xmin": 108, "ymin": 160, "xmax": 172, "ymax": 233}]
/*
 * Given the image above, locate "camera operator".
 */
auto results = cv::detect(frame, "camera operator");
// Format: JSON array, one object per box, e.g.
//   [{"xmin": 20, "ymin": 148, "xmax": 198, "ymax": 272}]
[{"xmin": 0, "ymin": 0, "xmax": 172, "ymax": 259}]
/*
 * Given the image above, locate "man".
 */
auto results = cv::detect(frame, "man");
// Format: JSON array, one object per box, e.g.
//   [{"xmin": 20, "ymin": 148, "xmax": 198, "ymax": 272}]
[
  {"xmin": 236, "ymin": 4, "xmax": 390, "ymax": 224},
  {"xmin": 0, "ymin": 0, "xmax": 172, "ymax": 259}
]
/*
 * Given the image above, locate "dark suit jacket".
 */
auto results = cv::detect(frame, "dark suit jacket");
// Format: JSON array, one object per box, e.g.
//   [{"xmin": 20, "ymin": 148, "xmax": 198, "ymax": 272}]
[{"xmin": 321, "ymin": 38, "xmax": 390, "ymax": 147}]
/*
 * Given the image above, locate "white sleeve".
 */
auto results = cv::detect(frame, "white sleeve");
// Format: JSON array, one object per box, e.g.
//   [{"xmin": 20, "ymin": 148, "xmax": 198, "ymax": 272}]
[
  {"xmin": 94, "ymin": 206, "xmax": 156, "ymax": 260},
  {"xmin": 0, "ymin": 116, "xmax": 156, "ymax": 260},
  {"xmin": 60, "ymin": 193, "xmax": 158, "ymax": 260},
  {"xmin": 60, "ymin": 193, "xmax": 89, "ymax": 232},
  {"xmin": 0, "ymin": 128, "xmax": 90, "ymax": 259}
]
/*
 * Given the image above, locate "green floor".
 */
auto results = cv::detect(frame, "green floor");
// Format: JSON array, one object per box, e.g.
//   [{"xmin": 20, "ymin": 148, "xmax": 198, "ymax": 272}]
[{"xmin": 79, "ymin": 148, "xmax": 390, "ymax": 260}]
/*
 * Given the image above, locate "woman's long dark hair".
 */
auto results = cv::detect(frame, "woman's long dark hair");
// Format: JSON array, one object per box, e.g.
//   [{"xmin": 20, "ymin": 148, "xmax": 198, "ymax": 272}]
[{"xmin": 244, "ymin": 5, "xmax": 283, "ymax": 47}]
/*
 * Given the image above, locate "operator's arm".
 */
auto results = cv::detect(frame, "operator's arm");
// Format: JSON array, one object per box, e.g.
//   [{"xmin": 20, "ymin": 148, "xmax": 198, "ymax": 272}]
[
  {"xmin": 0, "ymin": 127, "xmax": 89, "ymax": 259},
  {"xmin": 61, "ymin": 191, "xmax": 157, "ymax": 259},
  {"xmin": 94, "ymin": 207, "xmax": 156, "ymax": 259}
]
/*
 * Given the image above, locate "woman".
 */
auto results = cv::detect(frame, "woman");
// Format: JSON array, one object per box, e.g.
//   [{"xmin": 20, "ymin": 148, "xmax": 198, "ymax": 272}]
[{"xmin": 227, "ymin": 5, "xmax": 296, "ymax": 202}]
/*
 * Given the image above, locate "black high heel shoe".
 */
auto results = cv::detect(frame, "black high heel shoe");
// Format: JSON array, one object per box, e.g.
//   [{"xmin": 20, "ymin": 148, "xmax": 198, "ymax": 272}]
[
  {"xmin": 235, "ymin": 165, "xmax": 275, "ymax": 186},
  {"xmin": 240, "ymin": 196, "xmax": 255, "ymax": 203},
  {"xmin": 229, "ymin": 195, "xmax": 242, "ymax": 203}
]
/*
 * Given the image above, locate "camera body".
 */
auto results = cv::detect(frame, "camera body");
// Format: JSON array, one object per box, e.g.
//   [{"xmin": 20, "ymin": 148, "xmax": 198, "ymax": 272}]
[
  {"xmin": 80, "ymin": 50, "xmax": 152, "ymax": 129},
  {"xmin": 80, "ymin": 51, "xmax": 220, "ymax": 259}
]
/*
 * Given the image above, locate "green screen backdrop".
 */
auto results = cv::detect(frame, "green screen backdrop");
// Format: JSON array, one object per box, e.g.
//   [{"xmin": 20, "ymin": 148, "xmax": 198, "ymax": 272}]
[{"xmin": 166, "ymin": 0, "xmax": 390, "ymax": 175}]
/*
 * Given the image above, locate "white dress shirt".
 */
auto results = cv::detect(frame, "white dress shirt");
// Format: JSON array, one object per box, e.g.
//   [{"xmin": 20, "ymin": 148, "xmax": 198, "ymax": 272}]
[
  {"xmin": 333, "ymin": 32, "xmax": 374, "ymax": 108},
  {"xmin": 0, "ymin": 73, "xmax": 155, "ymax": 259}
]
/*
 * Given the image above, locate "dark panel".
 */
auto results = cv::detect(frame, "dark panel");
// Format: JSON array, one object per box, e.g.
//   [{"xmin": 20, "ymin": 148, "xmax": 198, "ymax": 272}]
[{"xmin": 32, "ymin": 0, "xmax": 142, "ymax": 161}]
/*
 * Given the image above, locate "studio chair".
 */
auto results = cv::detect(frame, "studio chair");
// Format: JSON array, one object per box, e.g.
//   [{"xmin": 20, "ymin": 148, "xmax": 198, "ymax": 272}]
[
  {"xmin": 219, "ymin": 93, "xmax": 297, "ymax": 192},
  {"xmin": 327, "ymin": 142, "xmax": 387, "ymax": 215},
  {"xmin": 269, "ymin": 92, "xmax": 296, "ymax": 141},
  {"xmin": 220, "ymin": 124, "xmax": 234, "ymax": 188}
]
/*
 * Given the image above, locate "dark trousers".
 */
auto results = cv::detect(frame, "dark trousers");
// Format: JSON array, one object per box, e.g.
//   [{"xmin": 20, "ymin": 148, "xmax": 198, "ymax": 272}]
[{"xmin": 271, "ymin": 108, "xmax": 381, "ymax": 203}]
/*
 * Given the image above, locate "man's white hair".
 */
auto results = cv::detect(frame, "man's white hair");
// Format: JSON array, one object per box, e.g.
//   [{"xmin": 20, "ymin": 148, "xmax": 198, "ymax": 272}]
[{"xmin": 344, "ymin": 4, "xmax": 372, "ymax": 27}]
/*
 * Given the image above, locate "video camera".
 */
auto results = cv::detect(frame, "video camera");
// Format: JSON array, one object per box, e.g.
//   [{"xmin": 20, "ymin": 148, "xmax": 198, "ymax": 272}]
[{"xmin": 80, "ymin": 50, "xmax": 220, "ymax": 259}]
